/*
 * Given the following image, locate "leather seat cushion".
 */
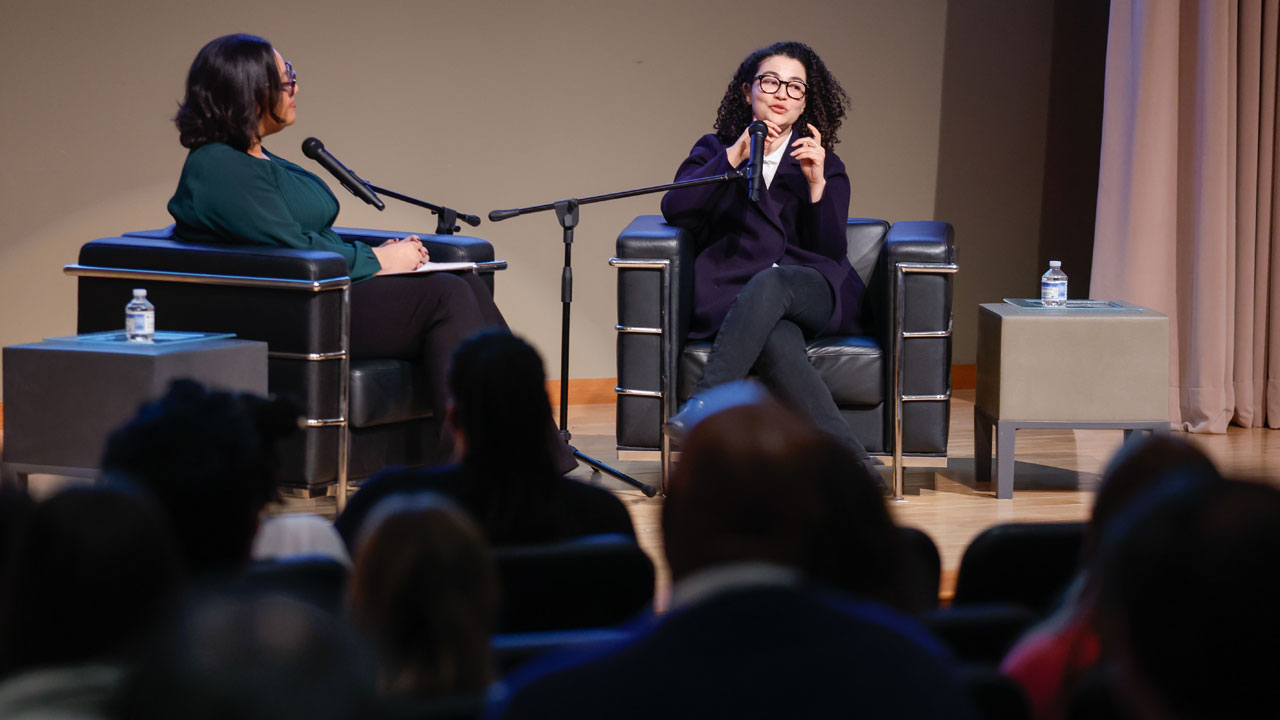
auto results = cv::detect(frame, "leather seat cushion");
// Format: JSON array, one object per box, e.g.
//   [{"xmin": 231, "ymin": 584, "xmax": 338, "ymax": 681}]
[
  {"xmin": 678, "ymin": 335, "xmax": 884, "ymax": 406},
  {"xmin": 349, "ymin": 359, "xmax": 433, "ymax": 428}
]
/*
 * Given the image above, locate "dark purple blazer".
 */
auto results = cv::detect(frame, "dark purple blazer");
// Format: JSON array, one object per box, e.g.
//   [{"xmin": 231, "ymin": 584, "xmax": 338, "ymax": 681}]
[{"xmin": 660, "ymin": 133, "xmax": 865, "ymax": 340}]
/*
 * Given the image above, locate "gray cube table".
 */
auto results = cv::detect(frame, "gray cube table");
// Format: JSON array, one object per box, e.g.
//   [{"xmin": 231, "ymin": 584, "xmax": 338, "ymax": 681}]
[
  {"xmin": 975, "ymin": 301, "xmax": 1170, "ymax": 499},
  {"xmin": 2, "ymin": 331, "xmax": 267, "ymax": 488}
]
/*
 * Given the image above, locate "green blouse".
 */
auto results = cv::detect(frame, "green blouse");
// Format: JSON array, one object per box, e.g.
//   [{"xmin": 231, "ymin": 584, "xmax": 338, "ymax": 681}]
[{"xmin": 167, "ymin": 142, "xmax": 381, "ymax": 282}]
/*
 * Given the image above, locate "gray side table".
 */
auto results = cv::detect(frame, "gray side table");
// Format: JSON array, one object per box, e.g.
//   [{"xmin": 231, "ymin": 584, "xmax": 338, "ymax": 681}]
[
  {"xmin": 2, "ymin": 331, "xmax": 268, "ymax": 488},
  {"xmin": 975, "ymin": 301, "xmax": 1170, "ymax": 499}
]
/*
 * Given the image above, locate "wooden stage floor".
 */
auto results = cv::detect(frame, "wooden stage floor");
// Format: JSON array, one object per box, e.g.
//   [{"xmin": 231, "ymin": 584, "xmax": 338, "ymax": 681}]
[{"xmin": 551, "ymin": 388, "xmax": 1280, "ymax": 605}]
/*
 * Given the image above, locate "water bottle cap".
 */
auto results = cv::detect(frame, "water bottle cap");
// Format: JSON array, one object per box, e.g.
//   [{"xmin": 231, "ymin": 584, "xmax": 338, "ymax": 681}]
[
  {"xmin": 1049, "ymin": 261, "xmax": 1061, "ymax": 268},
  {"xmin": 132, "ymin": 288, "xmax": 147, "ymax": 298}
]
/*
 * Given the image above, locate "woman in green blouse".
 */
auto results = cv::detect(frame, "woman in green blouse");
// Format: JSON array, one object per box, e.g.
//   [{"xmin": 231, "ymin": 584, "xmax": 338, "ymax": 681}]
[{"xmin": 168, "ymin": 34, "xmax": 563, "ymax": 468}]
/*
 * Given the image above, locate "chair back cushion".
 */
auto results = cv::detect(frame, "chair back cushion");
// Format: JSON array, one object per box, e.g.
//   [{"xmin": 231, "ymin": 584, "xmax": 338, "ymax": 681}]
[
  {"xmin": 845, "ymin": 218, "xmax": 890, "ymax": 287},
  {"xmin": 952, "ymin": 522, "xmax": 1085, "ymax": 615},
  {"xmin": 494, "ymin": 534, "xmax": 654, "ymax": 633}
]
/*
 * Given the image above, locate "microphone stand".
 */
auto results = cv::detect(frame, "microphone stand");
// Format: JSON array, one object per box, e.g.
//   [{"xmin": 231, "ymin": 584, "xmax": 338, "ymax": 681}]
[
  {"xmin": 363, "ymin": 183, "xmax": 482, "ymax": 236},
  {"xmin": 490, "ymin": 167, "xmax": 748, "ymax": 497}
]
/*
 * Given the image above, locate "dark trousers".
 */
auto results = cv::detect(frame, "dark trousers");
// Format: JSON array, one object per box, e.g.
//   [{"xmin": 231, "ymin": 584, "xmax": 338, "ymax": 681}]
[
  {"xmin": 693, "ymin": 265, "xmax": 872, "ymax": 461},
  {"xmin": 348, "ymin": 272, "xmax": 576, "ymax": 472},
  {"xmin": 350, "ymin": 272, "xmax": 505, "ymax": 462}
]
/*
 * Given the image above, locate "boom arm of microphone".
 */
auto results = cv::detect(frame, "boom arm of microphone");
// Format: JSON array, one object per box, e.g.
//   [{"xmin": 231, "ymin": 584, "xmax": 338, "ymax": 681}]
[
  {"xmin": 302, "ymin": 138, "xmax": 484, "ymax": 234},
  {"xmin": 488, "ymin": 208, "xmax": 522, "ymax": 222}
]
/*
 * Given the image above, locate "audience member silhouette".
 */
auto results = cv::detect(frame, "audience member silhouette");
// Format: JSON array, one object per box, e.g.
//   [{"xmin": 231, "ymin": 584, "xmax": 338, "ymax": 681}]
[
  {"xmin": 336, "ymin": 331, "xmax": 634, "ymax": 548},
  {"xmin": 491, "ymin": 396, "xmax": 976, "ymax": 720},
  {"xmin": 0, "ymin": 487, "xmax": 182, "ymax": 717},
  {"xmin": 100, "ymin": 379, "xmax": 299, "ymax": 577},
  {"xmin": 110, "ymin": 591, "xmax": 379, "ymax": 720},
  {"xmin": 0, "ymin": 484, "xmax": 34, "ymax": 590},
  {"xmin": 1000, "ymin": 435, "xmax": 1223, "ymax": 720},
  {"xmin": 1093, "ymin": 478, "xmax": 1280, "ymax": 719},
  {"xmin": 349, "ymin": 493, "xmax": 498, "ymax": 703}
]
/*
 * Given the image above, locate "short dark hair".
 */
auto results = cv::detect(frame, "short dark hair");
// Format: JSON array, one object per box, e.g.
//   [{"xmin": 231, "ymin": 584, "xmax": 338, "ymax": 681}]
[
  {"xmin": 0, "ymin": 486, "xmax": 182, "ymax": 676},
  {"xmin": 663, "ymin": 396, "xmax": 907, "ymax": 607},
  {"xmin": 175, "ymin": 33, "xmax": 284, "ymax": 151},
  {"xmin": 714, "ymin": 41, "xmax": 850, "ymax": 151},
  {"xmin": 111, "ymin": 592, "xmax": 379, "ymax": 720},
  {"xmin": 101, "ymin": 379, "xmax": 298, "ymax": 576}
]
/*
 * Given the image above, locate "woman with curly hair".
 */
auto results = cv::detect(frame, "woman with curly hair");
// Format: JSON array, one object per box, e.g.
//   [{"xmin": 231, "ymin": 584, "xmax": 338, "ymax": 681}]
[{"xmin": 660, "ymin": 42, "xmax": 878, "ymax": 479}]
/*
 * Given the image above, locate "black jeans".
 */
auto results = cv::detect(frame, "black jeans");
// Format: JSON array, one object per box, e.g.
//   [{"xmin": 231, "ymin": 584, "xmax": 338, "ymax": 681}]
[{"xmin": 693, "ymin": 265, "xmax": 872, "ymax": 461}]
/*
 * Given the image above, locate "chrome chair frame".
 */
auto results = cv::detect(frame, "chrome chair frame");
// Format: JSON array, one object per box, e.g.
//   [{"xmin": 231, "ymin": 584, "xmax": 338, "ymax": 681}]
[
  {"xmin": 64, "ymin": 260, "xmax": 507, "ymax": 510},
  {"xmin": 609, "ymin": 256, "xmax": 958, "ymax": 500}
]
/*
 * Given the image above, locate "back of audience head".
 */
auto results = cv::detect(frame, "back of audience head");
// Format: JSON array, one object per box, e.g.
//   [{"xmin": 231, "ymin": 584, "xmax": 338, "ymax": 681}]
[
  {"xmin": 1095, "ymin": 478, "xmax": 1280, "ymax": 719},
  {"xmin": 447, "ymin": 330, "xmax": 563, "ymax": 543},
  {"xmin": 662, "ymin": 395, "xmax": 909, "ymax": 609},
  {"xmin": 111, "ymin": 591, "xmax": 377, "ymax": 720},
  {"xmin": 349, "ymin": 493, "xmax": 499, "ymax": 699},
  {"xmin": 100, "ymin": 379, "xmax": 299, "ymax": 577},
  {"xmin": 1082, "ymin": 433, "xmax": 1223, "ymax": 571},
  {"xmin": 0, "ymin": 486, "xmax": 182, "ymax": 677}
]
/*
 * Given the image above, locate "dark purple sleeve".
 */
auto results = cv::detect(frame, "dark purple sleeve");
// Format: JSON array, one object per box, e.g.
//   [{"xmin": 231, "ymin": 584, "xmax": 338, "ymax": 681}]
[
  {"xmin": 659, "ymin": 134, "xmax": 741, "ymax": 237},
  {"xmin": 799, "ymin": 150, "xmax": 851, "ymax": 261}
]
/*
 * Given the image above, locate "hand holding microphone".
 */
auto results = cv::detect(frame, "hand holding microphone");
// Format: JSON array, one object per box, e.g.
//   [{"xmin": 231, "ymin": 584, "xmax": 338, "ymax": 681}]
[{"xmin": 727, "ymin": 119, "xmax": 778, "ymax": 204}]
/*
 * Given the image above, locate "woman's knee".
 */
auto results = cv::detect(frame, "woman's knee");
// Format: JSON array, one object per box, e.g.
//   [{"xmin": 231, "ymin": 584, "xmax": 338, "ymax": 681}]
[{"xmin": 738, "ymin": 267, "xmax": 793, "ymax": 307}]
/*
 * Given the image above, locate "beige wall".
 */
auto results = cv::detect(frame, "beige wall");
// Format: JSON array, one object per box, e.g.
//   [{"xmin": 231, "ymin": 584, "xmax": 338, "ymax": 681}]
[
  {"xmin": 0, "ymin": 0, "xmax": 955, "ymax": 398},
  {"xmin": 934, "ymin": 0, "xmax": 1057, "ymax": 364}
]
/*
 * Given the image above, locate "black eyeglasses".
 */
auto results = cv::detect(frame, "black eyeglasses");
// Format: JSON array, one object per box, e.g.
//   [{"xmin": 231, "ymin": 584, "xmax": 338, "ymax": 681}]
[
  {"xmin": 754, "ymin": 74, "xmax": 807, "ymax": 100},
  {"xmin": 280, "ymin": 61, "xmax": 298, "ymax": 97}
]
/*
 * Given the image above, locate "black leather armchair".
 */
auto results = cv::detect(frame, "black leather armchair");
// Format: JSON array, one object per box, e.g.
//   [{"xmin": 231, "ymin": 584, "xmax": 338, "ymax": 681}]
[
  {"xmin": 66, "ymin": 226, "xmax": 504, "ymax": 506},
  {"xmin": 611, "ymin": 216, "xmax": 957, "ymax": 498}
]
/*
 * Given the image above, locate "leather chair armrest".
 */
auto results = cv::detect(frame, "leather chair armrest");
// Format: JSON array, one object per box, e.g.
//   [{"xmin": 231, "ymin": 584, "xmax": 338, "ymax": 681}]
[
  {"xmin": 615, "ymin": 215, "xmax": 696, "ymax": 342},
  {"xmin": 614, "ymin": 216, "xmax": 696, "ymax": 449},
  {"xmin": 333, "ymin": 227, "xmax": 495, "ymax": 265},
  {"xmin": 80, "ymin": 235, "xmax": 350, "ymax": 282},
  {"xmin": 880, "ymin": 220, "xmax": 956, "ymax": 455},
  {"xmin": 882, "ymin": 220, "xmax": 956, "ymax": 341}
]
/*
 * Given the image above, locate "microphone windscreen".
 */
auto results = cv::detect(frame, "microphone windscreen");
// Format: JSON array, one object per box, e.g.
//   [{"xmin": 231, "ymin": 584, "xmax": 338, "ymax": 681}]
[
  {"xmin": 301, "ymin": 137, "xmax": 324, "ymax": 159},
  {"xmin": 748, "ymin": 120, "xmax": 767, "ymax": 138},
  {"xmin": 488, "ymin": 208, "xmax": 520, "ymax": 222}
]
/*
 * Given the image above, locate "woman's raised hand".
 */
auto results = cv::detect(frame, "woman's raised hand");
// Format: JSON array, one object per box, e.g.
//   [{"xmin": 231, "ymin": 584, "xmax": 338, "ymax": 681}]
[
  {"xmin": 726, "ymin": 118, "xmax": 785, "ymax": 167},
  {"xmin": 373, "ymin": 235, "xmax": 428, "ymax": 274},
  {"xmin": 792, "ymin": 124, "xmax": 827, "ymax": 202}
]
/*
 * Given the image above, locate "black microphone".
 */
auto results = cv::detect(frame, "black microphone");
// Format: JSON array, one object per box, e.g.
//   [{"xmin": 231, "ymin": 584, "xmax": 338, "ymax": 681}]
[
  {"xmin": 746, "ymin": 120, "xmax": 767, "ymax": 203},
  {"xmin": 301, "ymin": 137, "xmax": 385, "ymax": 210}
]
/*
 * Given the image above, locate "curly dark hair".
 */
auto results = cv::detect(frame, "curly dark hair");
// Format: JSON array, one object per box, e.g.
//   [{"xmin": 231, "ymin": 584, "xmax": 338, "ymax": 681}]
[
  {"xmin": 174, "ymin": 34, "xmax": 285, "ymax": 151},
  {"xmin": 713, "ymin": 41, "xmax": 850, "ymax": 152}
]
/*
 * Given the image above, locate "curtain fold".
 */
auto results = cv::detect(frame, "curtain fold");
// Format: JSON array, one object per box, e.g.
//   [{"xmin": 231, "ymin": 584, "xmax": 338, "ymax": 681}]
[{"xmin": 1092, "ymin": 0, "xmax": 1280, "ymax": 432}]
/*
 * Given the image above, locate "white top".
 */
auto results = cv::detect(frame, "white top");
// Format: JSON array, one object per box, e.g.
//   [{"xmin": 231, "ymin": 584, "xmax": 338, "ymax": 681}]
[{"xmin": 762, "ymin": 131, "xmax": 791, "ymax": 189}]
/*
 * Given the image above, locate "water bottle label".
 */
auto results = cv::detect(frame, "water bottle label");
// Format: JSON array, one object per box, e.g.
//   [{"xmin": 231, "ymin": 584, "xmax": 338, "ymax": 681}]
[
  {"xmin": 1041, "ymin": 280, "xmax": 1067, "ymax": 302},
  {"xmin": 126, "ymin": 311, "xmax": 154, "ymax": 334}
]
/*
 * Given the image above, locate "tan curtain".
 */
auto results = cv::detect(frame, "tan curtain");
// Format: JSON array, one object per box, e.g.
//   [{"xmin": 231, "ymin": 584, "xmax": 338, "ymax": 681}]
[{"xmin": 1093, "ymin": 0, "xmax": 1280, "ymax": 432}]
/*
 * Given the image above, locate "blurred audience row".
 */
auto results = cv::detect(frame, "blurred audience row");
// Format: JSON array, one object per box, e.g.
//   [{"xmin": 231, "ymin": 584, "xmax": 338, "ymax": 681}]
[{"xmin": 0, "ymin": 329, "xmax": 1276, "ymax": 720}]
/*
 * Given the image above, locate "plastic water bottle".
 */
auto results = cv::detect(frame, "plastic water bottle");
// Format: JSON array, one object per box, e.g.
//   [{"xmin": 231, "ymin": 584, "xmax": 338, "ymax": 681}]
[
  {"xmin": 1041, "ymin": 261, "xmax": 1067, "ymax": 307},
  {"xmin": 125, "ymin": 288, "xmax": 155, "ymax": 342}
]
